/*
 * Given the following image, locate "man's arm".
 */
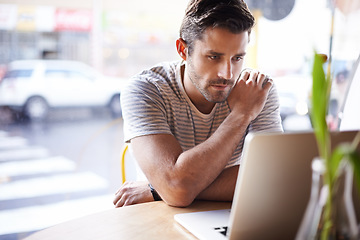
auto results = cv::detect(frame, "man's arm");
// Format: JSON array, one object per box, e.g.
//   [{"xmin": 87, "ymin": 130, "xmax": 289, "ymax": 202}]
[
  {"xmin": 131, "ymin": 112, "xmax": 249, "ymax": 207},
  {"xmin": 113, "ymin": 165, "xmax": 238, "ymax": 207},
  {"xmin": 196, "ymin": 165, "xmax": 239, "ymax": 201}
]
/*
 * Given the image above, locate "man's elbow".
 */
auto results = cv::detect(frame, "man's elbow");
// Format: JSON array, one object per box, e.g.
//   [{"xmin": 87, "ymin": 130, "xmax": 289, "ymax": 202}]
[
  {"xmin": 160, "ymin": 183, "xmax": 197, "ymax": 207},
  {"xmin": 162, "ymin": 193, "xmax": 194, "ymax": 208}
]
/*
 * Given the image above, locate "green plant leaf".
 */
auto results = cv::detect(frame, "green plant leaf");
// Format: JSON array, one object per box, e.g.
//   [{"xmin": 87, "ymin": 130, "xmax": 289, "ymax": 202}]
[
  {"xmin": 348, "ymin": 150, "xmax": 360, "ymax": 196},
  {"xmin": 330, "ymin": 144, "xmax": 354, "ymax": 180},
  {"xmin": 311, "ymin": 52, "xmax": 331, "ymax": 161},
  {"xmin": 329, "ymin": 145, "xmax": 345, "ymax": 181},
  {"xmin": 330, "ymin": 140, "xmax": 360, "ymax": 200}
]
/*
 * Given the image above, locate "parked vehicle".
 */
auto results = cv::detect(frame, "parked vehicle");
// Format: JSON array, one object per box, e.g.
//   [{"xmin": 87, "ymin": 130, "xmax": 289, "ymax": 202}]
[{"xmin": 0, "ymin": 60, "xmax": 127, "ymax": 120}]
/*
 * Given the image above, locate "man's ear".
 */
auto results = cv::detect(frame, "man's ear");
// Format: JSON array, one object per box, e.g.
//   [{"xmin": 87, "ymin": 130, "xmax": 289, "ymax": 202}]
[{"xmin": 176, "ymin": 38, "xmax": 187, "ymax": 61}]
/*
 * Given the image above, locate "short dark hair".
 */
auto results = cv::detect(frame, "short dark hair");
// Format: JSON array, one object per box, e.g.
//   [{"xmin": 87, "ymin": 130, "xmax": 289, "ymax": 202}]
[{"xmin": 180, "ymin": 0, "xmax": 255, "ymax": 55}]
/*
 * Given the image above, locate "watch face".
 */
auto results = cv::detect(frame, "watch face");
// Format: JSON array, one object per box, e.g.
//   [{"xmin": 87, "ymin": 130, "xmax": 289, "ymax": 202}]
[{"xmin": 247, "ymin": 0, "xmax": 296, "ymax": 21}]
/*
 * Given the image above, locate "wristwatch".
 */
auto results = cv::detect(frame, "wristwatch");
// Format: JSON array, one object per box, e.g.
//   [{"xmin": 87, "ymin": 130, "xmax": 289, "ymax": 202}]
[{"xmin": 148, "ymin": 183, "xmax": 162, "ymax": 201}]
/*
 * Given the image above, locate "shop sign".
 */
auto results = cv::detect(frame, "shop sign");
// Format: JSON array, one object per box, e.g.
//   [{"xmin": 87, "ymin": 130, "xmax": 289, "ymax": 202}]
[
  {"xmin": 55, "ymin": 9, "xmax": 92, "ymax": 31},
  {"xmin": 16, "ymin": 5, "xmax": 36, "ymax": 31}
]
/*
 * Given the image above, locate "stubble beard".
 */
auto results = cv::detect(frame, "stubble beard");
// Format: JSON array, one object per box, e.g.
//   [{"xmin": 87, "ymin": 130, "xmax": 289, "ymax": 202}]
[
  {"xmin": 187, "ymin": 64, "xmax": 234, "ymax": 103},
  {"xmin": 192, "ymin": 76, "xmax": 233, "ymax": 103}
]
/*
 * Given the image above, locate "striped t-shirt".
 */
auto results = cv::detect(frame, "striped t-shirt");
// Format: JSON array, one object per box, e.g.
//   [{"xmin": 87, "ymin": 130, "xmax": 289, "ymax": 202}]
[{"xmin": 121, "ymin": 61, "xmax": 283, "ymax": 167}]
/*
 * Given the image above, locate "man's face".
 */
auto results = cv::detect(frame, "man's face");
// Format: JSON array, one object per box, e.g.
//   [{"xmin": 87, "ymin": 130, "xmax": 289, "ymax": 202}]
[{"xmin": 184, "ymin": 27, "xmax": 249, "ymax": 104}]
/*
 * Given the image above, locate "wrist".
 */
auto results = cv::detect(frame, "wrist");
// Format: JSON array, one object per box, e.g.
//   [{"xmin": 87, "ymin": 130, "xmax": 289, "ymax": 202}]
[
  {"xmin": 148, "ymin": 183, "xmax": 162, "ymax": 201},
  {"xmin": 227, "ymin": 110, "xmax": 252, "ymax": 127}
]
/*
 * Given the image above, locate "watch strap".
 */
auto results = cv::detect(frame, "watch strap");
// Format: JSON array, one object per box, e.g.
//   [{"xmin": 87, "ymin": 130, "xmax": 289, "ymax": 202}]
[{"xmin": 148, "ymin": 183, "xmax": 162, "ymax": 201}]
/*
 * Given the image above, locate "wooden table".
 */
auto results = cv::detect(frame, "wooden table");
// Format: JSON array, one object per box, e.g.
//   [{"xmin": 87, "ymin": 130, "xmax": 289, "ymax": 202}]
[{"xmin": 24, "ymin": 201, "xmax": 231, "ymax": 240}]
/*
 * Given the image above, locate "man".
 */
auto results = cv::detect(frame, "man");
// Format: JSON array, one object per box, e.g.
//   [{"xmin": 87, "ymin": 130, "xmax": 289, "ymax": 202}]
[{"xmin": 113, "ymin": 0, "xmax": 283, "ymax": 208}]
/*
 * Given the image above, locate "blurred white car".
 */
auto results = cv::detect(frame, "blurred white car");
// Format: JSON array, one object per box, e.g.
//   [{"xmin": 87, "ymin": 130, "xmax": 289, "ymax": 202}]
[{"xmin": 0, "ymin": 60, "xmax": 127, "ymax": 120}]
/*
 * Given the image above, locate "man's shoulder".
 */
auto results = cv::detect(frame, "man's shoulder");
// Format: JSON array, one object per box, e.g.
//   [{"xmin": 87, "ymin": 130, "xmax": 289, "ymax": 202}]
[
  {"xmin": 133, "ymin": 61, "xmax": 179, "ymax": 83},
  {"xmin": 122, "ymin": 61, "xmax": 182, "ymax": 99},
  {"xmin": 125, "ymin": 61, "xmax": 181, "ymax": 93}
]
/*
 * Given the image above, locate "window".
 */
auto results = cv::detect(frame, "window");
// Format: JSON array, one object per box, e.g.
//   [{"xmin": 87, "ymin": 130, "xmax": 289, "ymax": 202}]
[
  {"xmin": 0, "ymin": 1, "xmax": 359, "ymax": 239},
  {"xmin": 4, "ymin": 69, "xmax": 33, "ymax": 78},
  {"xmin": 44, "ymin": 69, "xmax": 68, "ymax": 78}
]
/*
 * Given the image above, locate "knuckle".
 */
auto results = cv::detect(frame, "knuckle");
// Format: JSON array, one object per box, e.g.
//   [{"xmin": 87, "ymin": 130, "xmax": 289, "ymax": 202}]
[
  {"xmin": 124, "ymin": 197, "xmax": 135, "ymax": 206},
  {"xmin": 115, "ymin": 199, "xmax": 123, "ymax": 207},
  {"xmin": 122, "ymin": 191, "xmax": 130, "ymax": 198},
  {"xmin": 259, "ymin": 73, "xmax": 266, "ymax": 78}
]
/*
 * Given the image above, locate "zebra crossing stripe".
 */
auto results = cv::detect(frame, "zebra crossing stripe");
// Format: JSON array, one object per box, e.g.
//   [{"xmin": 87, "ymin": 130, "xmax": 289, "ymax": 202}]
[
  {"xmin": 0, "ymin": 147, "xmax": 49, "ymax": 162},
  {"xmin": 0, "ymin": 130, "xmax": 8, "ymax": 138},
  {"xmin": 0, "ymin": 136, "xmax": 28, "ymax": 149},
  {"xmin": 0, "ymin": 130, "xmax": 114, "ymax": 237},
  {"xmin": 0, "ymin": 156, "xmax": 76, "ymax": 177},
  {"xmin": 0, "ymin": 194, "xmax": 114, "ymax": 236},
  {"xmin": 0, "ymin": 172, "xmax": 108, "ymax": 201}
]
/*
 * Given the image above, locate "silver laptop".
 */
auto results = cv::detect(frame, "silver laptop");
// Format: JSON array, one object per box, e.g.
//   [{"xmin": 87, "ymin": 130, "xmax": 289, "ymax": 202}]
[{"xmin": 174, "ymin": 130, "xmax": 360, "ymax": 240}]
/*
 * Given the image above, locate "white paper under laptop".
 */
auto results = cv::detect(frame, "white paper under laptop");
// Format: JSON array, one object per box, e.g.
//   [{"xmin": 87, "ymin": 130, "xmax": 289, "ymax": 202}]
[
  {"xmin": 174, "ymin": 209, "xmax": 231, "ymax": 240},
  {"xmin": 174, "ymin": 131, "xmax": 360, "ymax": 240}
]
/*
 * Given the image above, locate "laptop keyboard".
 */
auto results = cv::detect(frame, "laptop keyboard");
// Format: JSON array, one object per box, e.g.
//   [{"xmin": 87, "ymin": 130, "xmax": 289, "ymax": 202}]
[{"xmin": 214, "ymin": 226, "xmax": 228, "ymax": 236}]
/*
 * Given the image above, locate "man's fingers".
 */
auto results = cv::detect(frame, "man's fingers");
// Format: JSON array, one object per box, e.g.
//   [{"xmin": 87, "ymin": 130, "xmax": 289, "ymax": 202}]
[
  {"xmin": 114, "ymin": 189, "xmax": 130, "ymax": 207},
  {"xmin": 262, "ymin": 78, "xmax": 273, "ymax": 90},
  {"xmin": 240, "ymin": 69, "xmax": 262, "ymax": 84},
  {"xmin": 113, "ymin": 182, "xmax": 128, "ymax": 206},
  {"xmin": 113, "ymin": 191, "xmax": 124, "ymax": 207},
  {"xmin": 256, "ymin": 73, "xmax": 267, "ymax": 88},
  {"xmin": 113, "ymin": 192, "xmax": 120, "ymax": 205},
  {"xmin": 115, "ymin": 196, "xmax": 125, "ymax": 208},
  {"xmin": 113, "ymin": 181, "xmax": 154, "ymax": 208},
  {"xmin": 239, "ymin": 68, "xmax": 251, "ymax": 82},
  {"xmin": 239, "ymin": 68, "xmax": 272, "ymax": 89},
  {"xmin": 247, "ymin": 70, "xmax": 259, "ymax": 84}
]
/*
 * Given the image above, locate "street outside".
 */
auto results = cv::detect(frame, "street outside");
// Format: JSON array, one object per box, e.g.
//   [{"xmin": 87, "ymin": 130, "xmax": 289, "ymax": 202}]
[{"xmin": 0, "ymin": 108, "xmax": 125, "ymax": 240}]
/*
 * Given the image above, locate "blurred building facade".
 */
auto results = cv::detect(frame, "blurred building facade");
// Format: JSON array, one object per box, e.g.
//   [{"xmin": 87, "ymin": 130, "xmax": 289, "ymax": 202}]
[
  {"xmin": 1, "ymin": 0, "xmax": 359, "ymax": 80},
  {"xmin": 0, "ymin": 0, "xmax": 188, "ymax": 78},
  {"xmin": 0, "ymin": 1, "xmax": 92, "ymax": 62}
]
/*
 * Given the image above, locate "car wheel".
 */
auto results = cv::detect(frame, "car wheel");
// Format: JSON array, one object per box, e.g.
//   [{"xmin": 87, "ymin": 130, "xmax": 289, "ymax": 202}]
[
  {"xmin": 24, "ymin": 96, "xmax": 49, "ymax": 121},
  {"xmin": 109, "ymin": 94, "xmax": 122, "ymax": 117}
]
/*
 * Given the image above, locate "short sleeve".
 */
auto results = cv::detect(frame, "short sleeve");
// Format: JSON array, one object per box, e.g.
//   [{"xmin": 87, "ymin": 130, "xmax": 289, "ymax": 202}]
[
  {"xmin": 121, "ymin": 76, "xmax": 173, "ymax": 143},
  {"xmin": 249, "ymin": 84, "xmax": 284, "ymax": 133}
]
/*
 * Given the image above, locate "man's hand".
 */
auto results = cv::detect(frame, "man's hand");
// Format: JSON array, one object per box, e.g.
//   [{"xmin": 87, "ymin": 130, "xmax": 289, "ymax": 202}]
[
  {"xmin": 227, "ymin": 69, "xmax": 273, "ymax": 121},
  {"xmin": 113, "ymin": 181, "xmax": 154, "ymax": 207}
]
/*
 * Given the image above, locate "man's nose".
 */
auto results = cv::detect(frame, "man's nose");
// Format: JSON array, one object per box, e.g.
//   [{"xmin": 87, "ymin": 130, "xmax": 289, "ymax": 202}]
[{"xmin": 218, "ymin": 61, "xmax": 233, "ymax": 80}]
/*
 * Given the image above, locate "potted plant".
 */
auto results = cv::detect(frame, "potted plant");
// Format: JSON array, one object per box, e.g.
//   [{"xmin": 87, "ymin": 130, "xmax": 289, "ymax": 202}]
[{"xmin": 298, "ymin": 52, "xmax": 360, "ymax": 239}]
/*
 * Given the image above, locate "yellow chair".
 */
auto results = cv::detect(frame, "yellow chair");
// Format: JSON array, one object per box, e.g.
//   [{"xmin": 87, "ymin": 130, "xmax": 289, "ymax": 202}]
[
  {"xmin": 120, "ymin": 144, "xmax": 147, "ymax": 184},
  {"xmin": 121, "ymin": 144, "xmax": 129, "ymax": 184}
]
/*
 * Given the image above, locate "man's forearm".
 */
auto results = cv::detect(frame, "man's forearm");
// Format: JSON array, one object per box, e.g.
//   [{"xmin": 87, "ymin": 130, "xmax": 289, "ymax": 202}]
[
  {"xmin": 132, "ymin": 109, "xmax": 252, "ymax": 207},
  {"xmin": 168, "ymin": 112, "xmax": 249, "ymax": 204},
  {"xmin": 196, "ymin": 165, "xmax": 239, "ymax": 202}
]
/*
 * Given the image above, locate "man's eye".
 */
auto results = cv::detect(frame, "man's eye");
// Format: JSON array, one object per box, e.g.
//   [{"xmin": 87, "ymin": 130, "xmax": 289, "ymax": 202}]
[
  {"xmin": 233, "ymin": 56, "xmax": 243, "ymax": 61},
  {"xmin": 208, "ymin": 56, "xmax": 219, "ymax": 60}
]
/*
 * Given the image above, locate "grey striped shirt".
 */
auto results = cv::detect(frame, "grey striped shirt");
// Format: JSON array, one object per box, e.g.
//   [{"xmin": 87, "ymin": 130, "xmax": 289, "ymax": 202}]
[{"xmin": 121, "ymin": 61, "xmax": 283, "ymax": 167}]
